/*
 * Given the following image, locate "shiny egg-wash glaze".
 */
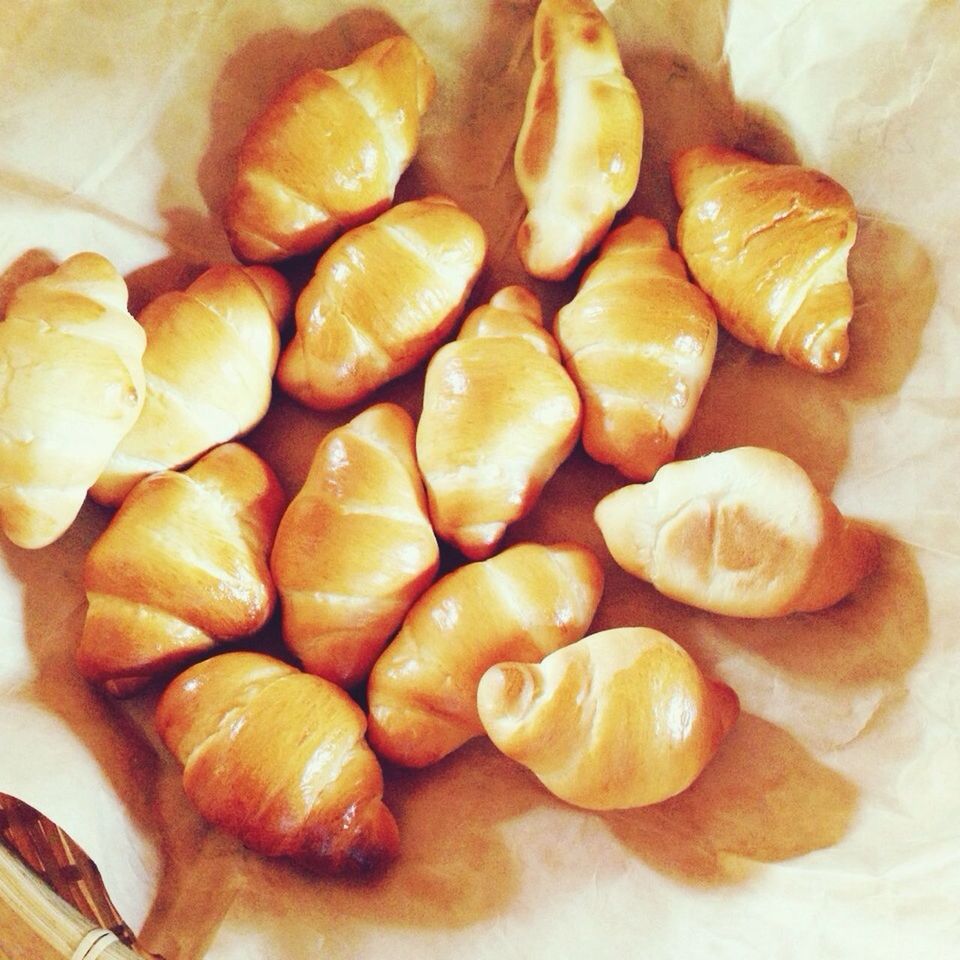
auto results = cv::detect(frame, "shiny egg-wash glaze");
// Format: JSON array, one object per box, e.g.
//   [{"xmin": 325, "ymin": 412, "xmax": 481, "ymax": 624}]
[
  {"xmin": 672, "ymin": 144, "xmax": 858, "ymax": 373},
  {"xmin": 417, "ymin": 285, "xmax": 582, "ymax": 559},
  {"xmin": 555, "ymin": 216, "xmax": 718, "ymax": 481},
  {"xmin": 0, "ymin": 252, "xmax": 145, "ymax": 549},
  {"xmin": 515, "ymin": 0, "xmax": 643, "ymax": 280},
  {"xmin": 478, "ymin": 627, "xmax": 739, "ymax": 809},
  {"xmin": 92, "ymin": 264, "xmax": 290, "ymax": 506},
  {"xmin": 271, "ymin": 403, "xmax": 439, "ymax": 688},
  {"xmin": 156, "ymin": 651, "xmax": 400, "ymax": 875},
  {"xmin": 77, "ymin": 443, "xmax": 285, "ymax": 694},
  {"xmin": 226, "ymin": 36, "xmax": 436, "ymax": 263},
  {"xmin": 366, "ymin": 542, "xmax": 605, "ymax": 768},
  {"xmin": 278, "ymin": 196, "xmax": 486, "ymax": 411}
]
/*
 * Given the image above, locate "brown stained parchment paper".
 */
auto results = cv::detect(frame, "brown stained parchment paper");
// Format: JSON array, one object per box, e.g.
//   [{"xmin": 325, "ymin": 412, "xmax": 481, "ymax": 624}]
[{"xmin": 1, "ymin": 1, "xmax": 958, "ymax": 957}]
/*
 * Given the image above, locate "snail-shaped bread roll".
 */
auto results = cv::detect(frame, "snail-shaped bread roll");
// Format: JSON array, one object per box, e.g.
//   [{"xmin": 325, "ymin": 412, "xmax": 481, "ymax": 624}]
[
  {"xmin": 277, "ymin": 196, "xmax": 486, "ymax": 411},
  {"xmin": 478, "ymin": 627, "xmax": 739, "ymax": 809},
  {"xmin": 555, "ymin": 217, "xmax": 717, "ymax": 481},
  {"xmin": 156, "ymin": 651, "xmax": 399, "ymax": 874},
  {"xmin": 417, "ymin": 286, "xmax": 581, "ymax": 559},
  {"xmin": 367, "ymin": 542, "xmax": 604, "ymax": 768},
  {"xmin": 92, "ymin": 264, "xmax": 290, "ymax": 506},
  {"xmin": 225, "ymin": 36, "xmax": 436, "ymax": 262},
  {"xmin": 0, "ymin": 253, "xmax": 145, "ymax": 548},
  {"xmin": 595, "ymin": 446, "xmax": 879, "ymax": 617},
  {"xmin": 271, "ymin": 403, "xmax": 439, "ymax": 688},
  {"xmin": 672, "ymin": 145, "xmax": 858, "ymax": 373},
  {"xmin": 515, "ymin": 0, "xmax": 643, "ymax": 280},
  {"xmin": 76, "ymin": 443, "xmax": 284, "ymax": 693}
]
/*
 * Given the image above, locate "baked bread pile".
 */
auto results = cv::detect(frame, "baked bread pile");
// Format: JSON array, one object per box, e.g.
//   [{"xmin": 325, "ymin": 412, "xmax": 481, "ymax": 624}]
[{"xmin": 0, "ymin": 0, "xmax": 880, "ymax": 876}]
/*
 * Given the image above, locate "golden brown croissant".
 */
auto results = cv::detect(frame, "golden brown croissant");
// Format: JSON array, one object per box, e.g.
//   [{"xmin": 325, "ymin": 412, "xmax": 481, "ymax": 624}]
[
  {"xmin": 477, "ymin": 627, "xmax": 739, "ymax": 809},
  {"xmin": 366, "ymin": 541, "xmax": 604, "ymax": 768},
  {"xmin": 515, "ymin": 0, "xmax": 643, "ymax": 280},
  {"xmin": 225, "ymin": 35, "xmax": 436, "ymax": 262},
  {"xmin": 555, "ymin": 217, "xmax": 717, "ymax": 481},
  {"xmin": 270, "ymin": 403, "xmax": 439, "ymax": 688},
  {"xmin": 91, "ymin": 264, "xmax": 290, "ymax": 506},
  {"xmin": 156, "ymin": 651, "xmax": 399, "ymax": 874},
  {"xmin": 76, "ymin": 443, "xmax": 284, "ymax": 691},
  {"xmin": 672, "ymin": 144, "xmax": 858, "ymax": 373},
  {"xmin": 277, "ymin": 196, "xmax": 487, "ymax": 411},
  {"xmin": 417, "ymin": 286, "xmax": 581, "ymax": 559},
  {"xmin": 0, "ymin": 252, "xmax": 145, "ymax": 549},
  {"xmin": 595, "ymin": 446, "xmax": 879, "ymax": 617}
]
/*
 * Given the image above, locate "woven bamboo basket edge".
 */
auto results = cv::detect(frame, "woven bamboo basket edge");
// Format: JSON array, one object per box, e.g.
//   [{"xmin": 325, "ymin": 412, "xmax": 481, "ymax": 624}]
[{"xmin": 0, "ymin": 794, "xmax": 149, "ymax": 960}]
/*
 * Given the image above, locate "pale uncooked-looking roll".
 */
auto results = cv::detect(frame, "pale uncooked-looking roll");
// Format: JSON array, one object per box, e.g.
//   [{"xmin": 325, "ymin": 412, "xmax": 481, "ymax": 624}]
[{"xmin": 595, "ymin": 446, "xmax": 879, "ymax": 617}]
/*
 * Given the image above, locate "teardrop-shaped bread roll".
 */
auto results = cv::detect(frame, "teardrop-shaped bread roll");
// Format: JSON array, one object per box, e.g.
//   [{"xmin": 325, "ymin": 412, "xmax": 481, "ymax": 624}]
[
  {"xmin": 672, "ymin": 145, "xmax": 858, "ymax": 373},
  {"xmin": 156, "ymin": 651, "xmax": 399, "ymax": 874},
  {"xmin": 0, "ymin": 253, "xmax": 145, "ymax": 548},
  {"xmin": 226, "ymin": 36, "xmax": 436, "ymax": 262},
  {"xmin": 367, "ymin": 541, "xmax": 604, "ymax": 768},
  {"xmin": 271, "ymin": 403, "xmax": 439, "ymax": 688},
  {"xmin": 417, "ymin": 286, "xmax": 582, "ymax": 559},
  {"xmin": 595, "ymin": 446, "xmax": 879, "ymax": 617},
  {"xmin": 555, "ymin": 216, "xmax": 717, "ymax": 480},
  {"xmin": 515, "ymin": 0, "xmax": 643, "ymax": 280},
  {"xmin": 92, "ymin": 264, "xmax": 289, "ymax": 506},
  {"xmin": 477, "ymin": 627, "xmax": 739, "ymax": 809},
  {"xmin": 76, "ymin": 443, "xmax": 284, "ymax": 692},
  {"xmin": 277, "ymin": 196, "xmax": 486, "ymax": 411}
]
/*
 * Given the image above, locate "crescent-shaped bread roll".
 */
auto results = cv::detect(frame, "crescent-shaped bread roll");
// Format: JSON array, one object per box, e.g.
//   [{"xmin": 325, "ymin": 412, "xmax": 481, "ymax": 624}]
[
  {"xmin": 0, "ymin": 253, "xmax": 145, "ymax": 549},
  {"xmin": 672, "ymin": 144, "xmax": 858, "ymax": 373},
  {"xmin": 477, "ymin": 627, "xmax": 739, "ymax": 809},
  {"xmin": 76, "ymin": 443, "xmax": 284, "ymax": 693},
  {"xmin": 417, "ymin": 286, "xmax": 582, "ymax": 559},
  {"xmin": 595, "ymin": 446, "xmax": 879, "ymax": 617},
  {"xmin": 156, "ymin": 651, "xmax": 399, "ymax": 875},
  {"xmin": 277, "ymin": 196, "xmax": 487, "ymax": 411},
  {"xmin": 225, "ymin": 35, "xmax": 436, "ymax": 262},
  {"xmin": 271, "ymin": 403, "xmax": 439, "ymax": 688},
  {"xmin": 555, "ymin": 217, "xmax": 717, "ymax": 481},
  {"xmin": 91, "ymin": 264, "xmax": 290, "ymax": 506},
  {"xmin": 366, "ymin": 541, "xmax": 604, "ymax": 768},
  {"xmin": 515, "ymin": 0, "xmax": 643, "ymax": 280}
]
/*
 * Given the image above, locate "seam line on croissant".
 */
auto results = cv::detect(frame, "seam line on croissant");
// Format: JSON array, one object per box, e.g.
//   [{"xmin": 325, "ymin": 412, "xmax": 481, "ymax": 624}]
[
  {"xmin": 182, "ymin": 291, "xmax": 271, "ymax": 371},
  {"xmin": 333, "ymin": 73, "xmax": 404, "ymax": 183},
  {"xmin": 244, "ymin": 168, "xmax": 333, "ymax": 232},
  {"xmin": 144, "ymin": 368, "xmax": 242, "ymax": 432},
  {"xmin": 283, "ymin": 586, "xmax": 397, "ymax": 607}
]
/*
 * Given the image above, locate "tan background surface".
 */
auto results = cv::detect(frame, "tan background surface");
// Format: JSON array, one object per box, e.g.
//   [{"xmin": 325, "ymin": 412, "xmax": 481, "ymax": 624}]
[{"xmin": 0, "ymin": 1, "xmax": 958, "ymax": 957}]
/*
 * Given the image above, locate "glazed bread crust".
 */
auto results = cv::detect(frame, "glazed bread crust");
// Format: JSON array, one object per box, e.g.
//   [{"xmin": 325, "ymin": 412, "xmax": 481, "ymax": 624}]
[
  {"xmin": 92, "ymin": 264, "xmax": 289, "ymax": 506},
  {"xmin": 417, "ymin": 285, "xmax": 582, "ymax": 559},
  {"xmin": 515, "ymin": 0, "xmax": 643, "ymax": 280},
  {"xmin": 271, "ymin": 403, "xmax": 439, "ymax": 688},
  {"xmin": 478, "ymin": 627, "xmax": 739, "ymax": 809},
  {"xmin": 277, "ymin": 196, "xmax": 486, "ymax": 411},
  {"xmin": 366, "ymin": 542, "xmax": 604, "ymax": 768},
  {"xmin": 0, "ymin": 253, "xmax": 145, "ymax": 548},
  {"xmin": 77, "ymin": 443, "xmax": 284, "ymax": 690},
  {"xmin": 156, "ymin": 651, "xmax": 400, "ymax": 875},
  {"xmin": 556, "ymin": 216, "xmax": 717, "ymax": 481},
  {"xmin": 226, "ymin": 36, "xmax": 436, "ymax": 262},
  {"xmin": 672, "ymin": 145, "xmax": 857, "ymax": 373}
]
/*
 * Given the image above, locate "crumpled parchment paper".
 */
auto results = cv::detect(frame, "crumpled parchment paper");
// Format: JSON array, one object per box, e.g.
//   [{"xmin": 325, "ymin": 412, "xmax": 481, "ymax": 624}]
[{"xmin": 1, "ymin": 1, "xmax": 958, "ymax": 957}]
